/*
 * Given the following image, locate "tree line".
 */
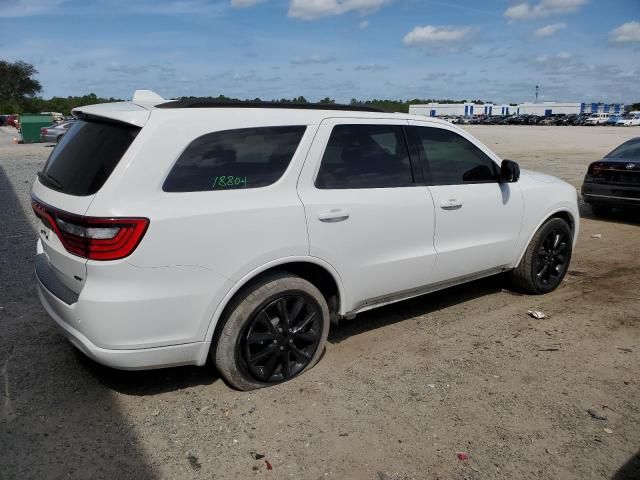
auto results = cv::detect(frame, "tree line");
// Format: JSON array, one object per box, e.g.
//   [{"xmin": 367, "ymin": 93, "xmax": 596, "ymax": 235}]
[{"xmin": 2, "ymin": 60, "xmax": 639, "ymax": 116}]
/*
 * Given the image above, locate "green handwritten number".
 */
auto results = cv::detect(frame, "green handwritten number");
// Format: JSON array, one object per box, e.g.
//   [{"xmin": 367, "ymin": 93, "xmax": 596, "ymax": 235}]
[{"xmin": 213, "ymin": 175, "xmax": 248, "ymax": 189}]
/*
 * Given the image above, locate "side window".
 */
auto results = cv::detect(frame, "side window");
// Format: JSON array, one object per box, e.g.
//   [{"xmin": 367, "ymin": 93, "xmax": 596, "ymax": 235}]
[
  {"xmin": 414, "ymin": 127, "xmax": 499, "ymax": 185},
  {"xmin": 163, "ymin": 126, "xmax": 306, "ymax": 192},
  {"xmin": 316, "ymin": 124, "xmax": 413, "ymax": 189}
]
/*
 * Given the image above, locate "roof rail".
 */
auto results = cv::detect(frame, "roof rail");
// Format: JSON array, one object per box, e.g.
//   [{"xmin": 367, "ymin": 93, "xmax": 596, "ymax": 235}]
[{"xmin": 155, "ymin": 99, "xmax": 383, "ymax": 112}]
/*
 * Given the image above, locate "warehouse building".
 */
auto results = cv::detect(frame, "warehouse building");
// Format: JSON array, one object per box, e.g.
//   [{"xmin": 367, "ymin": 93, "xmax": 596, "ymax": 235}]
[
  {"xmin": 409, "ymin": 101, "xmax": 625, "ymax": 118},
  {"xmin": 409, "ymin": 103, "xmax": 513, "ymax": 117}
]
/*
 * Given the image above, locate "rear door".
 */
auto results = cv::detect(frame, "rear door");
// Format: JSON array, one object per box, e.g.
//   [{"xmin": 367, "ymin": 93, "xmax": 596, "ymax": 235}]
[
  {"xmin": 32, "ymin": 117, "xmax": 143, "ymax": 296},
  {"xmin": 297, "ymin": 118, "xmax": 436, "ymax": 310},
  {"xmin": 408, "ymin": 121, "xmax": 523, "ymax": 282}
]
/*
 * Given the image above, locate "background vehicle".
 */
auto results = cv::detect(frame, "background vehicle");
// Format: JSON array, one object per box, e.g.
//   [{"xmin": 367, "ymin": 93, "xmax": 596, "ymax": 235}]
[
  {"xmin": 618, "ymin": 114, "xmax": 640, "ymax": 126},
  {"xmin": 605, "ymin": 115, "xmax": 621, "ymax": 126},
  {"xmin": 40, "ymin": 120, "xmax": 76, "ymax": 143},
  {"xmin": 585, "ymin": 113, "xmax": 610, "ymax": 125},
  {"xmin": 582, "ymin": 137, "xmax": 640, "ymax": 215},
  {"xmin": 32, "ymin": 92, "xmax": 579, "ymax": 390}
]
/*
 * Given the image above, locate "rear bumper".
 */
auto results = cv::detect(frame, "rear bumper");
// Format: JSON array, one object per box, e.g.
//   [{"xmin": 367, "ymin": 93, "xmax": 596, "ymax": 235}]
[
  {"xmin": 34, "ymin": 249, "xmax": 231, "ymax": 369},
  {"xmin": 37, "ymin": 281, "xmax": 207, "ymax": 370},
  {"xmin": 581, "ymin": 182, "xmax": 640, "ymax": 206}
]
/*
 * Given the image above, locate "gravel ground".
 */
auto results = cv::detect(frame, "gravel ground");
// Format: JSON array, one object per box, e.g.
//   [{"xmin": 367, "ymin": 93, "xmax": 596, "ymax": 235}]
[{"xmin": 0, "ymin": 125, "xmax": 639, "ymax": 480}]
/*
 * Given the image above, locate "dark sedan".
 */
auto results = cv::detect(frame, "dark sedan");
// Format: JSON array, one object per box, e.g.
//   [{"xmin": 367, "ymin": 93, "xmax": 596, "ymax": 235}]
[{"xmin": 582, "ymin": 137, "xmax": 640, "ymax": 215}]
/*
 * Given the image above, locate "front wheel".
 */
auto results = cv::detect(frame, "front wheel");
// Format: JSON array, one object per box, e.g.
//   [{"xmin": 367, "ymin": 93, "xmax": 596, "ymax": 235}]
[
  {"xmin": 508, "ymin": 218, "xmax": 573, "ymax": 294},
  {"xmin": 214, "ymin": 272, "xmax": 330, "ymax": 390}
]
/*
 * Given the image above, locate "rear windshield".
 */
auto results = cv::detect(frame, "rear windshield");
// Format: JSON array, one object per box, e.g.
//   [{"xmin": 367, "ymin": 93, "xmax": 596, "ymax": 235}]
[
  {"xmin": 40, "ymin": 119, "xmax": 140, "ymax": 196},
  {"xmin": 163, "ymin": 126, "xmax": 306, "ymax": 192},
  {"xmin": 606, "ymin": 140, "xmax": 640, "ymax": 160}
]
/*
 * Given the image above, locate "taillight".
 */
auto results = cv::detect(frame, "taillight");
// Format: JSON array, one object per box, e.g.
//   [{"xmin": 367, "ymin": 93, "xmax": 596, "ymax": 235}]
[
  {"xmin": 589, "ymin": 162, "xmax": 606, "ymax": 176},
  {"xmin": 32, "ymin": 198, "xmax": 149, "ymax": 261},
  {"xmin": 41, "ymin": 128, "xmax": 48, "ymax": 134}
]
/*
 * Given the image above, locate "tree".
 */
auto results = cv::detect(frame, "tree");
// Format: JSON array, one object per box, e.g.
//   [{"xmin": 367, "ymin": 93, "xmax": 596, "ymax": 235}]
[
  {"xmin": 0, "ymin": 60, "xmax": 42, "ymax": 113},
  {"xmin": 630, "ymin": 102, "xmax": 640, "ymax": 111}
]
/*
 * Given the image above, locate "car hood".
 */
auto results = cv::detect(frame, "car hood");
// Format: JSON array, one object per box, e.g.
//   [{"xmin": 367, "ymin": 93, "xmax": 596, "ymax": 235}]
[{"xmin": 520, "ymin": 169, "xmax": 561, "ymax": 184}]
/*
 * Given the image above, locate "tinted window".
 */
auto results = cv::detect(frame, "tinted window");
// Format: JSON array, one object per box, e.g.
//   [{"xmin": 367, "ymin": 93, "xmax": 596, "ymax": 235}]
[
  {"xmin": 414, "ymin": 127, "xmax": 498, "ymax": 185},
  {"xmin": 606, "ymin": 140, "xmax": 640, "ymax": 159},
  {"xmin": 163, "ymin": 126, "xmax": 306, "ymax": 192},
  {"xmin": 316, "ymin": 124, "xmax": 413, "ymax": 189},
  {"xmin": 41, "ymin": 119, "xmax": 140, "ymax": 196}
]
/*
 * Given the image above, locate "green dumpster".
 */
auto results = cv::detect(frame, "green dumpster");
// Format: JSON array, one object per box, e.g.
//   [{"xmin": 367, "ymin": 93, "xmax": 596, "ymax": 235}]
[{"xmin": 19, "ymin": 113, "xmax": 53, "ymax": 143}]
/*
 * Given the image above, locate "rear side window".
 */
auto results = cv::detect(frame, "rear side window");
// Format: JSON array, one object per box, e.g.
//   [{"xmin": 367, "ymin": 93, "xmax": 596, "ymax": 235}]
[
  {"xmin": 606, "ymin": 140, "xmax": 640, "ymax": 159},
  {"xmin": 413, "ymin": 127, "xmax": 498, "ymax": 185},
  {"xmin": 316, "ymin": 124, "xmax": 413, "ymax": 189},
  {"xmin": 41, "ymin": 119, "xmax": 140, "ymax": 196},
  {"xmin": 163, "ymin": 126, "xmax": 306, "ymax": 192}
]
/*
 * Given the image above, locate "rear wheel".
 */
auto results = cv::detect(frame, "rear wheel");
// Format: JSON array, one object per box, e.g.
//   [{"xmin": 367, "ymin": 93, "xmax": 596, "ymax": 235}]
[
  {"xmin": 214, "ymin": 272, "xmax": 330, "ymax": 390},
  {"xmin": 508, "ymin": 218, "xmax": 572, "ymax": 294}
]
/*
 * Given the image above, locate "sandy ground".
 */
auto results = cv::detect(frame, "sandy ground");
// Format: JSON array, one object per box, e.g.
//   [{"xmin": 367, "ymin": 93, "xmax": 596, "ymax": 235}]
[{"xmin": 0, "ymin": 125, "xmax": 639, "ymax": 480}]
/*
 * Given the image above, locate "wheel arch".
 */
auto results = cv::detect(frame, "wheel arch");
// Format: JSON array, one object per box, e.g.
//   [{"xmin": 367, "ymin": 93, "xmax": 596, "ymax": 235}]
[
  {"xmin": 199, "ymin": 256, "xmax": 346, "ymax": 365},
  {"xmin": 513, "ymin": 207, "xmax": 577, "ymax": 268}
]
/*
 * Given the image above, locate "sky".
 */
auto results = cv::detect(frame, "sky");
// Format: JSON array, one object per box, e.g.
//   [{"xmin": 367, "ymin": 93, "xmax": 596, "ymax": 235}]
[{"xmin": 1, "ymin": 0, "xmax": 639, "ymax": 104}]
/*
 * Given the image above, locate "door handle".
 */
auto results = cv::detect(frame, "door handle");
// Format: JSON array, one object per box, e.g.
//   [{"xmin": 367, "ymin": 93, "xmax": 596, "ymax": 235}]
[
  {"xmin": 318, "ymin": 208, "xmax": 350, "ymax": 222},
  {"xmin": 440, "ymin": 199, "xmax": 463, "ymax": 210}
]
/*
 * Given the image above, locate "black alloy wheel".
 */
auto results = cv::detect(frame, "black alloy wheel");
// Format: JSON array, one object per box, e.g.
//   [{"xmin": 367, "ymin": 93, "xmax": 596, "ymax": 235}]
[
  {"xmin": 240, "ymin": 294, "xmax": 322, "ymax": 383},
  {"xmin": 534, "ymin": 228, "xmax": 569, "ymax": 288}
]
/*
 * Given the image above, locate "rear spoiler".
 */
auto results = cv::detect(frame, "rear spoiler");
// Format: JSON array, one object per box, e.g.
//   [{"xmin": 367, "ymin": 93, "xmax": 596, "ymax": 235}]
[{"xmin": 72, "ymin": 102, "xmax": 150, "ymax": 127}]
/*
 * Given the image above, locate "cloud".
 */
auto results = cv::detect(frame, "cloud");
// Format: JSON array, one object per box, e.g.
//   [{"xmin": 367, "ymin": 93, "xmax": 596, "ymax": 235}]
[
  {"xmin": 403, "ymin": 25, "xmax": 475, "ymax": 50},
  {"xmin": 288, "ymin": 0, "xmax": 388, "ymax": 20},
  {"xmin": 534, "ymin": 22, "xmax": 566, "ymax": 37},
  {"xmin": 0, "ymin": 0, "xmax": 69, "ymax": 17},
  {"xmin": 610, "ymin": 21, "xmax": 640, "ymax": 44},
  {"xmin": 358, "ymin": 19, "xmax": 369, "ymax": 29},
  {"xmin": 355, "ymin": 64, "xmax": 388, "ymax": 71},
  {"xmin": 505, "ymin": 0, "xmax": 587, "ymax": 21},
  {"xmin": 230, "ymin": 0, "xmax": 265, "ymax": 7},
  {"xmin": 290, "ymin": 55, "xmax": 336, "ymax": 65},
  {"xmin": 106, "ymin": 64, "xmax": 149, "ymax": 75},
  {"xmin": 73, "ymin": 59, "xmax": 95, "ymax": 69}
]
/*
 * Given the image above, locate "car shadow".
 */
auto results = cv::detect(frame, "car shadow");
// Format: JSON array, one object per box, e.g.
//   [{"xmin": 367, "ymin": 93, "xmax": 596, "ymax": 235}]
[
  {"xmin": 612, "ymin": 451, "xmax": 640, "ymax": 480},
  {"xmin": 579, "ymin": 202, "xmax": 640, "ymax": 226},
  {"xmin": 79, "ymin": 354, "xmax": 220, "ymax": 396},
  {"xmin": 329, "ymin": 274, "xmax": 504, "ymax": 343},
  {"xmin": 0, "ymin": 164, "xmax": 158, "ymax": 479}
]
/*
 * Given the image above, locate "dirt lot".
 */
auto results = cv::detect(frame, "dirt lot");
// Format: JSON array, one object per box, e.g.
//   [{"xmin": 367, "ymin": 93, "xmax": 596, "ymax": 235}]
[{"xmin": 1, "ymin": 125, "xmax": 638, "ymax": 480}]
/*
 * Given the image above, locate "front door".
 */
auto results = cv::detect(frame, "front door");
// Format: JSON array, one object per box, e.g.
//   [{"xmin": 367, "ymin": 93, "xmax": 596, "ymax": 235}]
[
  {"xmin": 408, "ymin": 122, "xmax": 523, "ymax": 283},
  {"xmin": 297, "ymin": 119, "xmax": 437, "ymax": 310}
]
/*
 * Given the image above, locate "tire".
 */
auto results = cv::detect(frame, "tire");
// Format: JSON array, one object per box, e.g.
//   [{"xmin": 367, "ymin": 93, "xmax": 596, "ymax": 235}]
[
  {"xmin": 591, "ymin": 204, "xmax": 612, "ymax": 217},
  {"xmin": 508, "ymin": 218, "xmax": 573, "ymax": 295},
  {"xmin": 214, "ymin": 272, "xmax": 330, "ymax": 390}
]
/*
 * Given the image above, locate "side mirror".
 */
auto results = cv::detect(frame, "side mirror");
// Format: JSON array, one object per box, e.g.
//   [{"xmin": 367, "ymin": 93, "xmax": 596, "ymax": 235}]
[{"xmin": 500, "ymin": 159, "xmax": 520, "ymax": 183}]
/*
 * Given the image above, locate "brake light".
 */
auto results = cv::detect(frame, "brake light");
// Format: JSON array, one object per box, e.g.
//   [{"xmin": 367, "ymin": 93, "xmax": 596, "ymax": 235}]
[
  {"xmin": 590, "ymin": 162, "xmax": 605, "ymax": 175},
  {"xmin": 31, "ymin": 198, "xmax": 149, "ymax": 261},
  {"xmin": 41, "ymin": 128, "xmax": 48, "ymax": 134}
]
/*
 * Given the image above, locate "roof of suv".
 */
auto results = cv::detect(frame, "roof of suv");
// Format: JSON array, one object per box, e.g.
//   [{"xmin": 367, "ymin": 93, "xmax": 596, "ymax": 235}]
[{"xmin": 72, "ymin": 89, "xmax": 454, "ymax": 128}]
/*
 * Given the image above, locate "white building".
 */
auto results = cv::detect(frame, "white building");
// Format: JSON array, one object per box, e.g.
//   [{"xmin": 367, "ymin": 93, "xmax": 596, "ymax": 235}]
[
  {"xmin": 516, "ymin": 102, "xmax": 581, "ymax": 115},
  {"xmin": 409, "ymin": 103, "xmax": 514, "ymax": 118}
]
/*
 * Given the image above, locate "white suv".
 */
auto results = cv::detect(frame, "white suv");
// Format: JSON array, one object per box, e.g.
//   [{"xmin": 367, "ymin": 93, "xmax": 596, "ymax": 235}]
[{"xmin": 32, "ymin": 90, "xmax": 579, "ymax": 390}]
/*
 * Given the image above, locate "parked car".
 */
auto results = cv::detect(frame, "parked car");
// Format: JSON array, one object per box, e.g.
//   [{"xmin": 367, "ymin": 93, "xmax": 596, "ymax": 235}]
[
  {"xmin": 585, "ymin": 113, "xmax": 610, "ymax": 125},
  {"xmin": 582, "ymin": 137, "xmax": 640, "ymax": 215},
  {"xmin": 617, "ymin": 114, "xmax": 640, "ymax": 126},
  {"xmin": 32, "ymin": 91, "xmax": 579, "ymax": 390},
  {"xmin": 605, "ymin": 115, "xmax": 622, "ymax": 126},
  {"xmin": 40, "ymin": 121, "xmax": 75, "ymax": 143},
  {"xmin": 5, "ymin": 114, "xmax": 18, "ymax": 128}
]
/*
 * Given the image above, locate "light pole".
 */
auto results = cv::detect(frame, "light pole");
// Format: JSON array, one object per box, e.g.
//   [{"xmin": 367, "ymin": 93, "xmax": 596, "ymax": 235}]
[{"xmin": 535, "ymin": 85, "xmax": 539, "ymax": 104}]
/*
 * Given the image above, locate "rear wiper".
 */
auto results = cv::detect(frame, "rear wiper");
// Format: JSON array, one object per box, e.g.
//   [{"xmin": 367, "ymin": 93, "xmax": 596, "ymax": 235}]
[{"xmin": 37, "ymin": 171, "xmax": 63, "ymax": 190}]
